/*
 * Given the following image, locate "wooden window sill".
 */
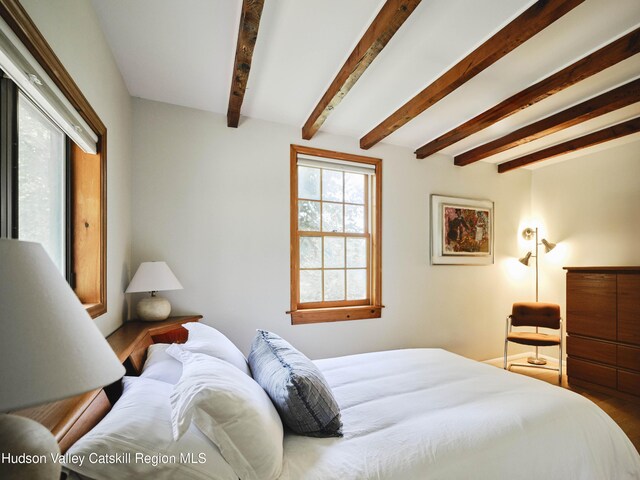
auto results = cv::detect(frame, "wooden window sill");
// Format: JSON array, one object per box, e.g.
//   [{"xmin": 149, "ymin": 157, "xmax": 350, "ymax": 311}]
[
  {"xmin": 83, "ymin": 302, "xmax": 105, "ymax": 319},
  {"xmin": 290, "ymin": 305, "xmax": 383, "ymax": 325}
]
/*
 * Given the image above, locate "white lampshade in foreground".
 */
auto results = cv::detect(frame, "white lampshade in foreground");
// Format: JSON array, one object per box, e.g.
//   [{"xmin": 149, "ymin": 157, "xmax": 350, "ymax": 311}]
[
  {"xmin": 0, "ymin": 239, "xmax": 125, "ymax": 412},
  {"xmin": 126, "ymin": 262, "xmax": 183, "ymax": 321}
]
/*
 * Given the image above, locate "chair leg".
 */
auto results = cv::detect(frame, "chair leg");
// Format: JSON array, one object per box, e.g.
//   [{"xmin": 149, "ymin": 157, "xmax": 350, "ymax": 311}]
[
  {"xmin": 504, "ymin": 340, "xmax": 508, "ymax": 370},
  {"xmin": 504, "ymin": 315, "xmax": 511, "ymax": 370},
  {"xmin": 558, "ymin": 341, "xmax": 563, "ymax": 385}
]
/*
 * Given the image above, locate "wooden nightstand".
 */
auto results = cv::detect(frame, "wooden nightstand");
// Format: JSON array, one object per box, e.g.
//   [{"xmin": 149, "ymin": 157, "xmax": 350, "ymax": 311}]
[{"xmin": 116, "ymin": 315, "xmax": 202, "ymax": 373}]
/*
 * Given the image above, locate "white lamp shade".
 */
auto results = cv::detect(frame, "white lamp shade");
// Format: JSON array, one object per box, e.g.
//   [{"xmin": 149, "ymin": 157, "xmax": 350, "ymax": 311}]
[
  {"xmin": 125, "ymin": 261, "xmax": 183, "ymax": 294},
  {"xmin": 0, "ymin": 239, "xmax": 125, "ymax": 412}
]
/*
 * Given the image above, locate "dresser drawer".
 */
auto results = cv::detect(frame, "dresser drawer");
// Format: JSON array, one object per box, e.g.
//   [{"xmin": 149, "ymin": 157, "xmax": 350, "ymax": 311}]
[
  {"xmin": 567, "ymin": 335, "xmax": 616, "ymax": 366},
  {"xmin": 567, "ymin": 357, "xmax": 617, "ymax": 389},
  {"xmin": 566, "ymin": 273, "xmax": 617, "ymax": 341},
  {"xmin": 618, "ymin": 274, "xmax": 640, "ymax": 346},
  {"xmin": 618, "ymin": 344, "xmax": 640, "ymax": 372},
  {"xmin": 618, "ymin": 370, "xmax": 640, "ymax": 397}
]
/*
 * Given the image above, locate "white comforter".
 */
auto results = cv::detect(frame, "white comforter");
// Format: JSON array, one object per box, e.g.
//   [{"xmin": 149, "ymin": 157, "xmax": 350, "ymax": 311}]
[{"xmin": 280, "ymin": 348, "xmax": 640, "ymax": 480}]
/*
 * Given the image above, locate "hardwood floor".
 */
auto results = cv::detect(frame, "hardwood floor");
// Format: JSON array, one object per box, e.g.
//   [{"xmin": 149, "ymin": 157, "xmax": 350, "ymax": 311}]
[{"xmin": 486, "ymin": 358, "xmax": 640, "ymax": 453}]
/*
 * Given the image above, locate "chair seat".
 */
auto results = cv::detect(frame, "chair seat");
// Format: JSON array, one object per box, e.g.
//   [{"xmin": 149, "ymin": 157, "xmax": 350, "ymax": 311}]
[{"xmin": 507, "ymin": 331, "xmax": 561, "ymax": 347}]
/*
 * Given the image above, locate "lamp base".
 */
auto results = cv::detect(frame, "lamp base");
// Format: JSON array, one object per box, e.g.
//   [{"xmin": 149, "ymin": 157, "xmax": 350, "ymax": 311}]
[
  {"xmin": 0, "ymin": 414, "xmax": 61, "ymax": 479},
  {"xmin": 527, "ymin": 356, "xmax": 547, "ymax": 366},
  {"xmin": 136, "ymin": 295, "xmax": 171, "ymax": 321}
]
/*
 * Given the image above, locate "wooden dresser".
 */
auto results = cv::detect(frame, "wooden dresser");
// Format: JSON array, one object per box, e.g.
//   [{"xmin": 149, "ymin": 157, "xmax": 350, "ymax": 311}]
[{"xmin": 565, "ymin": 267, "xmax": 640, "ymax": 398}]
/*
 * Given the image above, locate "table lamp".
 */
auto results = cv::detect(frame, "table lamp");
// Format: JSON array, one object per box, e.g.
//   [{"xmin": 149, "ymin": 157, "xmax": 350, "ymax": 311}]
[
  {"xmin": 0, "ymin": 239, "xmax": 125, "ymax": 479},
  {"xmin": 125, "ymin": 261, "xmax": 183, "ymax": 321}
]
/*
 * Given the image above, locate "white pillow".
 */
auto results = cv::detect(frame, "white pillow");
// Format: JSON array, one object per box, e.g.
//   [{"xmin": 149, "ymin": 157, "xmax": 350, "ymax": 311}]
[
  {"xmin": 168, "ymin": 345, "xmax": 283, "ymax": 480},
  {"xmin": 65, "ymin": 376, "xmax": 237, "ymax": 480},
  {"xmin": 140, "ymin": 343, "xmax": 183, "ymax": 384},
  {"xmin": 181, "ymin": 322, "xmax": 251, "ymax": 376}
]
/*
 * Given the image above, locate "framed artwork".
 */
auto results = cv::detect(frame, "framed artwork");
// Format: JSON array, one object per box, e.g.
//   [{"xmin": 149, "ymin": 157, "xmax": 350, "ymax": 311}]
[{"xmin": 431, "ymin": 195, "xmax": 494, "ymax": 265}]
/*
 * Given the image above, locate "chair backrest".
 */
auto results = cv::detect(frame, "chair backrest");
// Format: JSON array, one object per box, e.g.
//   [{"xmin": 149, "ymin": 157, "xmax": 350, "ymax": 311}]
[{"xmin": 511, "ymin": 302, "xmax": 561, "ymax": 329}]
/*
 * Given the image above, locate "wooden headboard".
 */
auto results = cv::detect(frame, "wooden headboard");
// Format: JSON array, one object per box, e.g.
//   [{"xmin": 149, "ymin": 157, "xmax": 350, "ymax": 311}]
[{"xmin": 14, "ymin": 315, "xmax": 201, "ymax": 453}]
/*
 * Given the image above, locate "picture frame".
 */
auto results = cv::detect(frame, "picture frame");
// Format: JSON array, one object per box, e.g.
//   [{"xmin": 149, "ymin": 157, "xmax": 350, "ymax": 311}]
[{"xmin": 430, "ymin": 194, "xmax": 494, "ymax": 265}]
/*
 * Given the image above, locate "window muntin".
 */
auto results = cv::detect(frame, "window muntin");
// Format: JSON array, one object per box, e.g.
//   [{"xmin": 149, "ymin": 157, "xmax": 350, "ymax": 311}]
[
  {"xmin": 290, "ymin": 145, "xmax": 382, "ymax": 324},
  {"xmin": 17, "ymin": 92, "xmax": 67, "ymax": 274}
]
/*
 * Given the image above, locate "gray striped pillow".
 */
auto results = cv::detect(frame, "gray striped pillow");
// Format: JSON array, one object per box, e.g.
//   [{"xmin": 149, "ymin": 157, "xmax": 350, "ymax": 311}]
[{"xmin": 248, "ymin": 330, "xmax": 342, "ymax": 437}]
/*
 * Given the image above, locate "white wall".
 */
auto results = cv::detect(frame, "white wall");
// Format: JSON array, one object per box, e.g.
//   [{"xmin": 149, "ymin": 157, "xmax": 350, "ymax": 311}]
[
  {"xmin": 532, "ymin": 139, "xmax": 640, "ymax": 322},
  {"xmin": 21, "ymin": 0, "xmax": 133, "ymax": 336},
  {"xmin": 132, "ymin": 98, "xmax": 533, "ymax": 360},
  {"xmin": 17, "ymin": 1, "xmax": 639, "ymax": 363}
]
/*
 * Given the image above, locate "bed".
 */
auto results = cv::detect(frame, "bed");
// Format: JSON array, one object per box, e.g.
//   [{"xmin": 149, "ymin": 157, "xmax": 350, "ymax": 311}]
[
  {"xmin": 58, "ymin": 320, "xmax": 640, "ymax": 480},
  {"xmin": 283, "ymin": 348, "xmax": 640, "ymax": 479}
]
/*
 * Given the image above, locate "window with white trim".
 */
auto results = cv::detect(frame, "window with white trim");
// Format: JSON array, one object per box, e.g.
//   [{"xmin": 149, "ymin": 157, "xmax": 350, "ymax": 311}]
[{"xmin": 290, "ymin": 145, "xmax": 382, "ymax": 324}]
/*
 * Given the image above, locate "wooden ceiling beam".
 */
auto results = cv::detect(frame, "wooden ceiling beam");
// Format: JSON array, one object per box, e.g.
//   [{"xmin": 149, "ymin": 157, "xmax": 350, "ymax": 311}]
[
  {"xmin": 415, "ymin": 27, "xmax": 640, "ymax": 159},
  {"xmin": 227, "ymin": 0, "xmax": 265, "ymax": 128},
  {"xmin": 455, "ymin": 79, "xmax": 640, "ymax": 165},
  {"xmin": 302, "ymin": 0, "xmax": 421, "ymax": 140},
  {"xmin": 359, "ymin": 0, "xmax": 585, "ymax": 150},
  {"xmin": 498, "ymin": 116, "xmax": 640, "ymax": 173}
]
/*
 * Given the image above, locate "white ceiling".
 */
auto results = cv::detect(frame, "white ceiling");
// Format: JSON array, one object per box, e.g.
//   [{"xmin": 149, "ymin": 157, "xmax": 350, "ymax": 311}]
[{"xmin": 91, "ymin": 0, "xmax": 640, "ymax": 169}]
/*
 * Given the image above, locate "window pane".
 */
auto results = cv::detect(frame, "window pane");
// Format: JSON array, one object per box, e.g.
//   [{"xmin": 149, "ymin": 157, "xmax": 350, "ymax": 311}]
[
  {"xmin": 324, "ymin": 237, "xmax": 344, "ymax": 268},
  {"xmin": 298, "ymin": 166, "xmax": 320, "ymax": 200},
  {"xmin": 322, "ymin": 203, "xmax": 343, "ymax": 232},
  {"xmin": 347, "ymin": 238, "xmax": 367, "ymax": 268},
  {"xmin": 300, "ymin": 270, "xmax": 322, "ymax": 303},
  {"xmin": 324, "ymin": 269, "xmax": 345, "ymax": 301},
  {"xmin": 345, "ymin": 204, "xmax": 365, "ymax": 233},
  {"xmin": 300, "ymin": 237, "xmax": 321, "ymax": 268},
  {"xmin": 299, "ymin": 200, "xmax": 320, "ymax": 231},
  {"xmin": 345, "ymin": 172, "xmax": 365, "ymax": 204},
  {"xmin": 322, "ymin": 169, "xmax": 343, "ymax": 202},
  {"xmin": 17, "ymin": 94, "xmax": 66, "ymax": 274},
  {"xmin": 347, "ymin": 269, "xmax": 367, "ymax": 300}
]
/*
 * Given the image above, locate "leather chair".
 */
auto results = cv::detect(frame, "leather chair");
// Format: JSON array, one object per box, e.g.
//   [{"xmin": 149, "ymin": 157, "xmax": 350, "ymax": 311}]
[{"xmin": 503, "ymin": 302, "xmax": 562, "ymax": 383}]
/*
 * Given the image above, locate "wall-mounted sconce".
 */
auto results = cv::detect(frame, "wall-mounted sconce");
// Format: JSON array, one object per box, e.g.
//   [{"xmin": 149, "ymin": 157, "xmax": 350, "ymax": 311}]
[{"xmin": 519, "ymin": 227, "xmax": 557, "ymax": 366}]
